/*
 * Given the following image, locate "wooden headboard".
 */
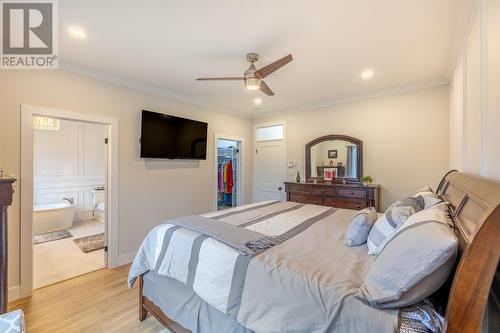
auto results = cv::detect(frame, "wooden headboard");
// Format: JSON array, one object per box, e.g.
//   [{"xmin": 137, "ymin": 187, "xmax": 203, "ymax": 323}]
[{"xmin": 436, "ymin": 170, "xmax": 500, "ymax": 333}]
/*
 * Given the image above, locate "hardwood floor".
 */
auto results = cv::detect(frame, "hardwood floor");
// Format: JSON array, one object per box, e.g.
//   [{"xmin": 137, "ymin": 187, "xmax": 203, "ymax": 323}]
[{"xmin": 8, "ymin": 265, "xmax": 165, "ymax": 333}]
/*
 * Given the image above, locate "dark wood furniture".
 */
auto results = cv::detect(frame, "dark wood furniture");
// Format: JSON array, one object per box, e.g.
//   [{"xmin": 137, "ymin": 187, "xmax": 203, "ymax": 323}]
[
  {"xmin": 305, "ymin": 134, "xmax": 363, "ymax": 182},
  {"xmin": 285, "ymin": 182, "xmax": 379, "ymax": 212},
  {"xmin": 138, "ymin": 170, "xmax": 500, "ymax": 333},
  {"xmin": 0, "ymin": 178, "xmax": 15, "ymax": 314}
]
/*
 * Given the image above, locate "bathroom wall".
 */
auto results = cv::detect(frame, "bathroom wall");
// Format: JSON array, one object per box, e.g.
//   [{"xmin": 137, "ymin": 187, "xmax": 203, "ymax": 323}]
[{"xmin": 34, "ymin": 118, "xmax": 106, "ymax": 221}]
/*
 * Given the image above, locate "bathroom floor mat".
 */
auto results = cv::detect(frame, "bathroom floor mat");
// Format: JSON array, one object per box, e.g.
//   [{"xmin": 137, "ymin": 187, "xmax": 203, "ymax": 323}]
[
  {"xmin": 33, "ymin": 230, "xmax": 73, "ymax": 245},
  {"xmin": 73, "ymin": 233, "xmax": 105, "ymax": 253}
]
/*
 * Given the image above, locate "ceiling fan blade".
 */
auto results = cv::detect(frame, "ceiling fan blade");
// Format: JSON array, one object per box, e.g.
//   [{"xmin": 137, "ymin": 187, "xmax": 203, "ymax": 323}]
[
  {"xmin": 259, "ymin": 80, "xmax": 275, "ymax": 96},
  {"xmin": 256, "ymin": 54, "xmax": 293, "ymax": 79},
  {"xmin": 196, "ymin": 77, "xmax": 244, "ymax": 81}
]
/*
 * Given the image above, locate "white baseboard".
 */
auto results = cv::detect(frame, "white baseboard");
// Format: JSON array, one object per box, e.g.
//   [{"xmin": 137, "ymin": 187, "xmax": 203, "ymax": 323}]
[
  {"xmin": 117, "ymin": 251, "xmax": 137, "ymax": 266},
  {"xmin": 8, "ymin": 286, "xmax": 21, "ymax": 302}
]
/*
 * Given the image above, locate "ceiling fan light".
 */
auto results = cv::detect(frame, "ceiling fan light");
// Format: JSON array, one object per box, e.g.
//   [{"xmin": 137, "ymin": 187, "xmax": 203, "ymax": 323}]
[{"xmin": 245, "ymin": 78, "xmax": 261, "ymax": 90}]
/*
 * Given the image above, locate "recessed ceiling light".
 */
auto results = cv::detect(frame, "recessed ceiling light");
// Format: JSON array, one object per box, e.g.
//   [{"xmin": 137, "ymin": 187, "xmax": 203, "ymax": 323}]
[
  {"xmin": 253, "ymin": 98, "xmax": 262, "ymax": 105},
  {"xmin": 68, "ymin": 26, "xmax": 86, "ymax": 39},
  {"xmin": 361, "ymin": 70, "xmax": 374, "ymax": 80}
]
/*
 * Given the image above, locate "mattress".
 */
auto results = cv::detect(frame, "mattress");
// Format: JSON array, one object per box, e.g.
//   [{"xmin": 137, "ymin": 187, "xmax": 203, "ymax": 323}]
[
  {"xmin": 143, "ymin": 271, "xmax": 251, "ymax": 333},
  {"xmin": 130, "ymin": 201, "xmax": 400, "ymax": 333}
]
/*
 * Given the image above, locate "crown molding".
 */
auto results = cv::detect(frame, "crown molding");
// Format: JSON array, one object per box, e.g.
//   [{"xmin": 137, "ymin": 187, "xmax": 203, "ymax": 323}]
[
  {"xmin": 445, "ymin": 0, "xmax": 480, "ymax": 79},
  {"xmin": 252, "ymin": 78, "xmax": 449, "ymax": 119},
  {"xmin": 59, "ymin": 62, "xmax": 448, "ymax": 120},
  {"xmin": 58, "ymin": 61, "xmax": 251, "ymax": 119}
]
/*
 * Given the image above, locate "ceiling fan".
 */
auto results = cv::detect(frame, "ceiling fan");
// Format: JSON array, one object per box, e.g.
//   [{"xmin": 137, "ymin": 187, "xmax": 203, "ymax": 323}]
[{"xmin": 196, "ymin": 53, "xmax": 293, "ymax": 96}]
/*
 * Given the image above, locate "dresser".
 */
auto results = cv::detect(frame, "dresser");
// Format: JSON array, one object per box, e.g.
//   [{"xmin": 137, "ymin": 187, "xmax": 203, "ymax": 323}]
[
  {"xmin": 0, "ymin": 178, "xmax": 15, "ymax": 314},
  {"xmin": 284, "ymin": 182, "xmax": 379, "ymax": 212}
]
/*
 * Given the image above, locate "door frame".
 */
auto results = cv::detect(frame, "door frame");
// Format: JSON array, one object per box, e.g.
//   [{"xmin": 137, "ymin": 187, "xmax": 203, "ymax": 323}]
[
  {"xmin": 20, "ymin": 105, "xmax": 119, "ymax": 298},
  {"xmin": 213, "ymin": 133, "xmax": 245, "ymax": 211},
  {"xmin": 252, "ymin": 120, "xmax": 287, "ymax": 202}
]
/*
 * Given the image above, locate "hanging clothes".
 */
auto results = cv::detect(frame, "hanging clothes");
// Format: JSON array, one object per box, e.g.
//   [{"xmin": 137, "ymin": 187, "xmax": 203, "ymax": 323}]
[
  {"xmin": 225, "ymin": 160, "xmax": 233, "ymax": 194},
  {"xmin": 218, "ymin": 160, "xmax": 224, "ymax": 193},
  {"xmin": 217, "ymin": 146, "xmax": 238, "ymax": 209}
]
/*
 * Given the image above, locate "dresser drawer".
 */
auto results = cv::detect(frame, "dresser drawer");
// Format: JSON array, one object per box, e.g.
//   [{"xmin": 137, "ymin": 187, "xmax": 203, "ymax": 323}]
[
  {"xmin": 338, "ymin": 188, "xmax": 367, "ymax": 199},
  {"xmin": 312, "ymin": 187, "xmax": 336, "ymax": 195},
  {"xmin": 289, "ymin": 194, "xmax": 323, "ymax": 206},
  {"xmin": 324, "ymin": 197, "xmax": 368, "ymax": 210},
  {"xmin": 288, "ymin": 184, "xmax": 312, "ymax": 194}
]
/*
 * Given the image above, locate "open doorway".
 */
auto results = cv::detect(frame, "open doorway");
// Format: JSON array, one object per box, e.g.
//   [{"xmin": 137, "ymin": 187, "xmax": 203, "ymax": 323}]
[
  {"xmin": 216, "ymin": 138, "xmax": 242, "ymax": 210},
  {"xmin": 32, "ymin": 116, "xmax": 107, "ymax": 288},
  {"xmin": 20, "ymin": 105, "xmax": 118, "ymax": 298}
]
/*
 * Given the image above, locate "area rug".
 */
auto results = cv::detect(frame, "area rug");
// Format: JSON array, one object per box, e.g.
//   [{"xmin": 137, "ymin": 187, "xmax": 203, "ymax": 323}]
[
  {"xmin": 33, "ymin": 230, "xmax": 73, "ymax": 245},
  {"xmin": 73, "ymin": 233, "xmax": 105, "ymax": 253}
]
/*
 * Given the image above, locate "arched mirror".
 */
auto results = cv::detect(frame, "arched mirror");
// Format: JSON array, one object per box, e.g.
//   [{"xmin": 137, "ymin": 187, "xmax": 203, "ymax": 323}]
[{"xmin": 305, "ymin": 135, "xmax": 363, "ymax": 182}]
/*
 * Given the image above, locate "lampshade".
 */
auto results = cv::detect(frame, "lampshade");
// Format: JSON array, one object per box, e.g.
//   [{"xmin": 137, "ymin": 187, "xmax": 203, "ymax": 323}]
[
  {"xmin": 33, "ymin": 116, "xmax": 60, "ymax": 131},
  {"xmin": 245, "ymin": 77, "xmax": 261, "ymax": 90}
]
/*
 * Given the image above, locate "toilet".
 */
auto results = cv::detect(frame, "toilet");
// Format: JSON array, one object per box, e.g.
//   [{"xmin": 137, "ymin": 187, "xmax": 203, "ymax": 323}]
[{"xmin": 92, "ymin": 186, "xmax": 106, "ymax": 222}]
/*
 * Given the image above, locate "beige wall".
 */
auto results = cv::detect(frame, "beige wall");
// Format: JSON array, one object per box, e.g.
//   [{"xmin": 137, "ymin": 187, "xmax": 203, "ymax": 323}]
[
  {"xmin": 0, "ymin": 69, "xmax": 451, "ymax": 297},
  {"xmin": 254, "ymin": 85, "xmax": 450, "ymax": 210},
  {"xmin": 0, "ymin": 69, "xmax": 253, "ymax": 295}
]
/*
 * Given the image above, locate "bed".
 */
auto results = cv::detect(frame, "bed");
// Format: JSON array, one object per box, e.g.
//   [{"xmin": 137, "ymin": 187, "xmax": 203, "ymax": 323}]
[{"xmin": 129, "ymin": 171, "xmax": 500, "ymax": 333}]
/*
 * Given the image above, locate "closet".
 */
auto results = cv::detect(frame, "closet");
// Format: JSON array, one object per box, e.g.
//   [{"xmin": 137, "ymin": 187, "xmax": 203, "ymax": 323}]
[{"xmin": 217, "ymin": 141, "xmax": 240, "ymax": 210}]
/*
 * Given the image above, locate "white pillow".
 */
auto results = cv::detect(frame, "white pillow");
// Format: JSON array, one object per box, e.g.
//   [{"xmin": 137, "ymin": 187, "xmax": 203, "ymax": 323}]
[
  {"xmin": 367, "ymin": 196, "xmax": 425, "ymax": 255},
  {"xmin": 413, "ymin": 186, "xmax": 442, "ymax": 209},
  {"xmin": 357, "ymin": 202, "xmax": 457, "ymax": 308},
  {"xmin": 345, "ymin": 207, "xmax": 377, "ymax": 246},
  {"xmin": 413, "ymin": 186, "xmax": 435, "ymax": 197}
]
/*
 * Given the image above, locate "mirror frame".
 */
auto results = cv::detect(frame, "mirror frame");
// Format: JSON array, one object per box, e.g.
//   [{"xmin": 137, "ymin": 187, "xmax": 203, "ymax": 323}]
[{"xmin": 305, "ymin": 134, "xmax": 363, "ymax": 183}]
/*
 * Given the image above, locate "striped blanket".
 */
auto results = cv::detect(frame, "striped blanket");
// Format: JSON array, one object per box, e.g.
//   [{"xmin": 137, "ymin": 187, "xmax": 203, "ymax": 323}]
[
  {"xmin": 128, "ymin": 201, "xmax": 336, "ymax": 317},
  {"xmin": 128, "ymin": 201, "xmax": 400, "ymax": 332}
]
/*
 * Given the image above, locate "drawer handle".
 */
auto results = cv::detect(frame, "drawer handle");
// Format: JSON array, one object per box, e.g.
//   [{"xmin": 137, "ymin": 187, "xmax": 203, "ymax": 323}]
[
  {"xmin": 314, "ymin": 201, "xmax": 318, "ymax": 204},
  {"xmin": 321, "ymin": 189, "xmax": 325, "ymax": 193},
  {"xmin": 356, "ymin": 205, "xmax": 360, "ymax": 208},
  {"xmin": 350, "ymin": 192, "xmax": 354, "ymax": 195},
  {"xmin": 331, "ymin": 202, "xmax": 335, "ymax": 206}
]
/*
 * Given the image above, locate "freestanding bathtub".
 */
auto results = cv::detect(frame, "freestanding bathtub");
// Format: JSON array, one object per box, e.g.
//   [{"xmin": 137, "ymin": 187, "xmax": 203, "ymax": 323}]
[{"xmin": 33, "ymin": 202, "xmax": 76, "ymax": 235}]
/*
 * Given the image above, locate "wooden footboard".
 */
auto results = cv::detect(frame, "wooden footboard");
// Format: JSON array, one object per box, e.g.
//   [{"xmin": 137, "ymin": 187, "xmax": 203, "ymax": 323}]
[{"xmin": 138, "ymin": 274, "xmax": 191, "ymax": 333}]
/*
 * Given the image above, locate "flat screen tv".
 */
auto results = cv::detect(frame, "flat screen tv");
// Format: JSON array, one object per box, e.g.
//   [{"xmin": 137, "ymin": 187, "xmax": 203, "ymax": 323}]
[{"xmin": 140, "ymin": 110, "xmax": 208, "ymax": 159}]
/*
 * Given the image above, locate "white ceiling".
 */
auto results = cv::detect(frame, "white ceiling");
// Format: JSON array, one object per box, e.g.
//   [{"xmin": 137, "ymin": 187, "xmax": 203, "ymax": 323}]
[{"xmin": 59, "ymin": 0, "xmax": 474, "ymax": 116}]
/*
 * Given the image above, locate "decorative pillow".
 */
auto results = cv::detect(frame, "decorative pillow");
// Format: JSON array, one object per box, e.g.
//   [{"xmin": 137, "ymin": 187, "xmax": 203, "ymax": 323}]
[
  {"xmin": 366, "ymin": 196, "xmax": 424, "ymax": 255},
  {"xmin": 398, "ymin": 299, "xmax": 445, "ymax": 333},
  {"xmin": 345, "ymin": 207, "xmax": 377, "ymax": 246},
  {"xmin": 0, "ymin": 310, "xmax": 25, "ymax": 333},
  {"xmin": 387, "ymin": 196, "xmax": 425, "ymax": 212},
  {"xmin": 413, "ymin": 186, "xmax": 442, "ymax": 209},
  {"xmin": 413, "ymin": 186, "xmax": 435, "ymax": 197},
  {"xmin": 357, "ymin": 203, "xmax": 457, "ymax": 309}
]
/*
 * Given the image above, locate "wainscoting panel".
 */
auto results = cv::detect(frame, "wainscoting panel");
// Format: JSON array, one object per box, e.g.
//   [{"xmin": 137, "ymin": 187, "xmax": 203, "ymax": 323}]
[
  {"xmin": 35, "ymin": 120, "xmax": 78, "ymax": 177},
  {"xmin": 34, "ymin": 119, "xmax": 106, "ymax": 221},
  {"xmin": 450, "ymin": 0, "xmax": 500, "ymax": 181}
]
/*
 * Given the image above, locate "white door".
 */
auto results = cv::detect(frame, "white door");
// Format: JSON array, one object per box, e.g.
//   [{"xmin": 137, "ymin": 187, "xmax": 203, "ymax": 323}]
[{"xmin": 254, "ymin": 140, "xmax": 286, "ymax": 201}]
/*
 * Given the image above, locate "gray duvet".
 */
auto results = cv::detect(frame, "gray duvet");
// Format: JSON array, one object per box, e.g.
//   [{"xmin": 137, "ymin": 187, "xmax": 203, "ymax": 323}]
[{"xmin": 129, "ymin": 201, "xmax": 399, "ymax": 333}]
